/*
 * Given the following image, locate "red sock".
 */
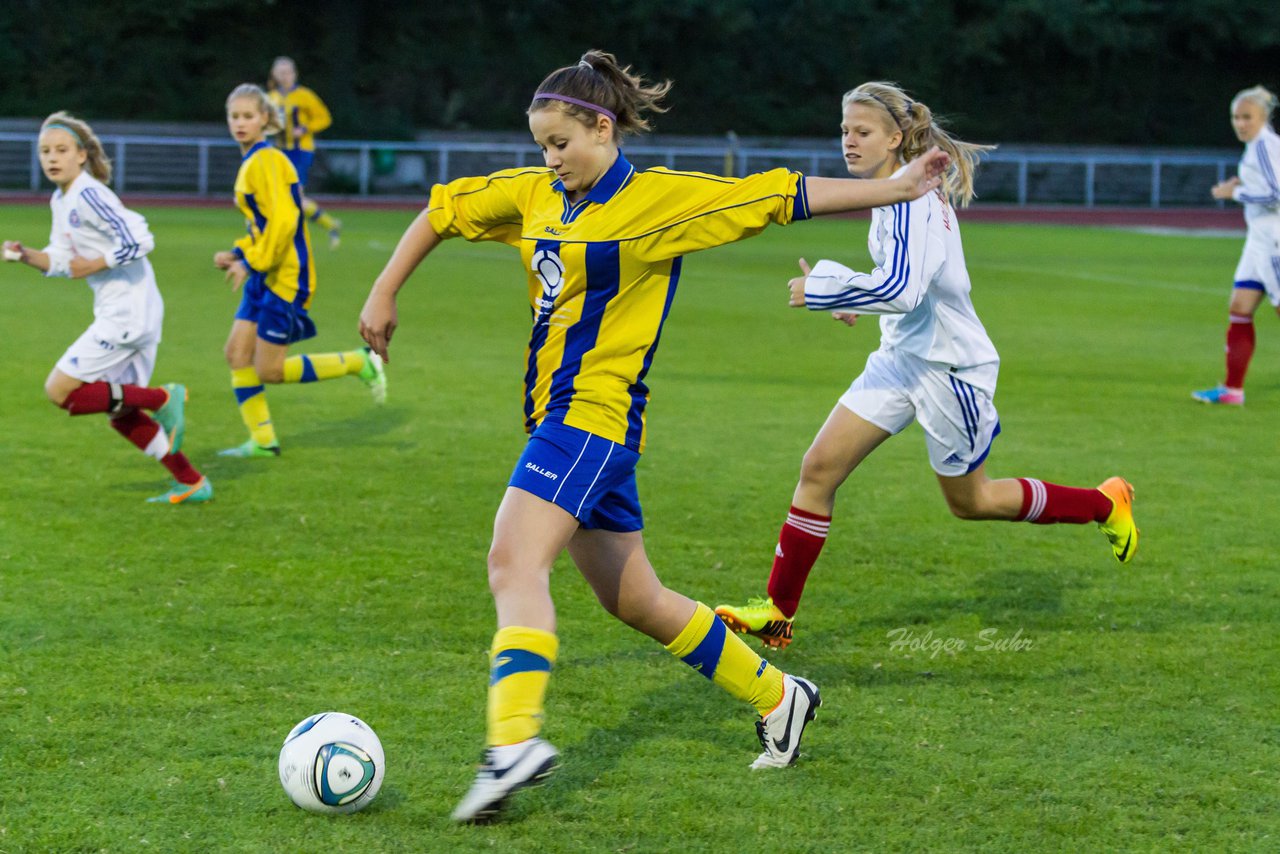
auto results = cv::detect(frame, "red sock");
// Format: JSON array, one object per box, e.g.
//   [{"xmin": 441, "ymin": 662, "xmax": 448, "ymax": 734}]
[
  {"xmin": 766, "ymin": 506, "xmax": 831, "ymax": 618},
  {"xmin": 1224, "ymin": 314, "xmax": 1255, "ymax": 389},
  {"xmin": 109, "ymin": 411, "xmax": 203, "ymax": 485},
  {"xmin": 161, "ymin": 451, "xmax": 203, "ymax": 486},
  {"xmin": 1017, "ymin": 479, "xmax": 1112, "ymax": 524},
  {"xmin": 64, "ymin": 382, "xmax": 168, "ymax": 415}
]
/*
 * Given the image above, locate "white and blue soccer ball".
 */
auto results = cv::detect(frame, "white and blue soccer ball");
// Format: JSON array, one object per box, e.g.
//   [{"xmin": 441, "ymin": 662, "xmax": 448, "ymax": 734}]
[{"xmin": 278, "ymin": 712, "xmax": 385, "ymax": 814}]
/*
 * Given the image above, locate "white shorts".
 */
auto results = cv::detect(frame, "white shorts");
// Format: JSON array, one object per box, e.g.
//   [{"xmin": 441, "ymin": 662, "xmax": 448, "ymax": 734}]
[
  {"xmin": 1233, "ymin": 231, "xmax": 1280, "ymax": 306},
  {"xmin": 56, "ymin": 318, "xmax": 159, "ymax": 386},
  {"xmin": 839, "ymin": 348, "xmax": 1001, "ymax": 477}
]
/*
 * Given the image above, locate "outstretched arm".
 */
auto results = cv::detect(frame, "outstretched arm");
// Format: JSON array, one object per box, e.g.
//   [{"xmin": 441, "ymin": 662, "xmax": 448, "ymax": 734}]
[
  {"xmin": 805, "ymin": 146, "xmax": 949, "ymax": 215},
  {"xmin": 359, "ymin": 208, "xmax": 442, "ymax": 363}
]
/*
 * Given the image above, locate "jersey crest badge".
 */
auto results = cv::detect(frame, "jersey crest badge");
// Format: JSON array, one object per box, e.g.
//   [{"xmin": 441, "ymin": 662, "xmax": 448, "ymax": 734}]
[{"xmin": 68, "ymin": 209, "xmax": 81, "ymax": 228}]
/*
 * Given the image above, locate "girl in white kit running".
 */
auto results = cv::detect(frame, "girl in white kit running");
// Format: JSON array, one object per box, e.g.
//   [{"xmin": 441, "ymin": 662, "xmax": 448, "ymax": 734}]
[
  {"xmin": 1193, "ymin": 85, "xmax": 1280, "ymax": 406},
  {"xmin": 715, "ymin": 83, "xmax": 1137, "ymax": 650},
  {"xmin": 3, "ymin": 112, "xmax": 210, "ymax": 505}
]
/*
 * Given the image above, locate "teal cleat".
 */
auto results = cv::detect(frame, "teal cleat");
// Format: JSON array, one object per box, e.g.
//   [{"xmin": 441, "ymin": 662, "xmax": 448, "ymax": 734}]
[
  {"xmin": 147, "ymin": 476, "xmax": 213, "ymax": 505},
  {"xmin": 217, "ymin": 438, "xmax": 281, "ymax": 458},
  {"xmin": 154, "ymin": 383, "xmax": 187, "ymax": 453},
  {"xmin": 1191, "ymin": 386, "xmax": 1244, "ymax": 405},
  {"xmin": 358, "ymin": 346, "xmax": 387, "ymax": 405}
]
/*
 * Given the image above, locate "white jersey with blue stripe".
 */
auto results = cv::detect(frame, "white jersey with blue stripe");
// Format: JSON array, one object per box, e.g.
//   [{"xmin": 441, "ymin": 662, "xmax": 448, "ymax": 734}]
[
  {"xmin": 1232, "ymin": 124, "xmax": 1280, "ymax": 235},
  {"xmin": 44, "ymin": 171, "xmax": 162, "ymax": 339},
  {"xmin": 802, "ymin": 177, "xmax": 999, "ymax": 389}
]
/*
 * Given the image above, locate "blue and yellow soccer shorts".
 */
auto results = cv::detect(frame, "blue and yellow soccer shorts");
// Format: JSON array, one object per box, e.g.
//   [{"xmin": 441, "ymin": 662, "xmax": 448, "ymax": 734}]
[
  {"xmin": 234, "ymin": 271, "xmax": 317, "ymax": 345},
  {"xmin": 508, "ymin": 419, "xmax": 644, "ymax": 532},
  {"xmin": 283, "ymin": 149, "xmax": 315, "ymax": 187}
]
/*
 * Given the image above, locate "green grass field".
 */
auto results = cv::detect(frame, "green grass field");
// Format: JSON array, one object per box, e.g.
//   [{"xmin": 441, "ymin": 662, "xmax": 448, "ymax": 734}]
[{"xmin": 1, "ymin": 204, "xmax": 1276, "ymax": 852}]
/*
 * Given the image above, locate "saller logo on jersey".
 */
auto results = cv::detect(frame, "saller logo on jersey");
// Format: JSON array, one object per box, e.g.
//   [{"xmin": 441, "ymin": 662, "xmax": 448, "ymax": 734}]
[{"xmin": 531, "ymin": 248, "xmax": 566, "ymax": 308}]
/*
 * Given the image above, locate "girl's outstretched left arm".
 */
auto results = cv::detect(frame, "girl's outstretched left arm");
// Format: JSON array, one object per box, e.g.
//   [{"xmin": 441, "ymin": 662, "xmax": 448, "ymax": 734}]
[{"xmin": 805, "ymin": 146, "xmax": 949, "ymax": 215}]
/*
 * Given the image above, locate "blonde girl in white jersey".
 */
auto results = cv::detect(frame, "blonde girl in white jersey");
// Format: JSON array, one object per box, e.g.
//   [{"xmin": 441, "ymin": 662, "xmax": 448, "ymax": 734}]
[
  {"xmin": 1192, "ymin": 85, "xmax": 1280, "ymax": 406},
  {"xmin": 2, "ymin": 112, "xmax": 210, "ymax": 504},
  {"xmin": 716, "ymin": 83, "xmax": 1137, "ymax": 650}
]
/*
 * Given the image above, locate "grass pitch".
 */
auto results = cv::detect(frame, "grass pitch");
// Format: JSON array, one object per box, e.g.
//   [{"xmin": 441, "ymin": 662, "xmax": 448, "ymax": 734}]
[{"xmin": 0, "ymin": 204, "xmax": 1276, "ymax": 852}]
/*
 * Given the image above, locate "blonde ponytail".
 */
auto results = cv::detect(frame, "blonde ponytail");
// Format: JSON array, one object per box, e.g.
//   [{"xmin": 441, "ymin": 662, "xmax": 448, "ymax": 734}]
[
  {"xmin": 843, "ymin": 82, "xmax": 995, "ymax": 207},
  {"xmin": 225, "ymin": 83, "xmax": 283, "ymax": 135},
  {"xmin": 40, "ymin": 111, "xmax": 112, "ymax": 184},
  {"xmin": 1232, "ymin": 85, "xmax": 1277, "ymax": 118}
]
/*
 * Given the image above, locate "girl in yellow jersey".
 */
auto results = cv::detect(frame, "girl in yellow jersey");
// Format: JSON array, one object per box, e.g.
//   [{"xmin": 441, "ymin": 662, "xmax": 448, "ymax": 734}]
[
  {"xmin": 358, "ymin": 50, "xmax": 948, "ymax": 823},
  {"xmin": 267, "ymin": 57, "xmax": 342, "ymax": 248},
  {"xmin": 214, "ymin": 84, "xmax": 385, "ymax": 458}
]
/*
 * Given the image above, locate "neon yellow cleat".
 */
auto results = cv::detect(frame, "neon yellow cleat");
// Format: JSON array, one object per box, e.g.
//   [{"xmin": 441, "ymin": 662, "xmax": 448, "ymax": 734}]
[
  {"xmin": 217, "ymin": 439, "xmax": 281, "ymax": 459},
  {"xmin": 358, "ymin": 346, "xmax": 387, "ymax": 405},
  {"xmin": 1097, "ymin": 476, "xmax": 1138, "ymax": 563},
  {"xmin": 714, "ymin": 596, "xmax": 794, "ymax": 649}
]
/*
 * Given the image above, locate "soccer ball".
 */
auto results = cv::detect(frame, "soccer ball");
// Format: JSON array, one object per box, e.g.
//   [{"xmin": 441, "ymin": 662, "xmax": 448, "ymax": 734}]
[{"xmin": 278, "ymin": 712, "xmax": 385, "ymax": 814}]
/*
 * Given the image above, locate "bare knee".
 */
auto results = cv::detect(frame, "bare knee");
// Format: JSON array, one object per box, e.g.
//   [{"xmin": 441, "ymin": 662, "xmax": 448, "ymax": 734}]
[
  {"xmin": 44, "ymin": 382, "xmax": 69, "ymax": 408},
  {"xmin": 256, "ymin": 362, "xmax": 284, "ymax": 384},
  {"xmin": 799, "ymin": 444, "xmax": 848, "ymax": 493},
  {"xmin": 945, "ymin": 493, "xmax": 987, "ymax": 520},
  {"xmin": 596, "ymin": 584, "xmax": 664, "ymax": 631},
  {"xmin": 486, "ymin": 545, "xmax": 545, "ymax": 600}
]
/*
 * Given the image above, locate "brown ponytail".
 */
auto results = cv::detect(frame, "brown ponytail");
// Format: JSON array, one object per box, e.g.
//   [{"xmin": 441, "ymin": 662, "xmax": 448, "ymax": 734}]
[{"xmin": 529, "ymin": 49, "xmax": 672, "ymax": 139}]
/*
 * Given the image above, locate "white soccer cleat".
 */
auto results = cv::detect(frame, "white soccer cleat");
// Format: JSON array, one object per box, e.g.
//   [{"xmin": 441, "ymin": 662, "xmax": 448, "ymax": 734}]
[
  {"xmin": 451, "ymin": 737, "xmax": 560, "ymax": 823},
  {"xmin": 751, "ymin": 674, "xmax": 821, "ymax": 769}
]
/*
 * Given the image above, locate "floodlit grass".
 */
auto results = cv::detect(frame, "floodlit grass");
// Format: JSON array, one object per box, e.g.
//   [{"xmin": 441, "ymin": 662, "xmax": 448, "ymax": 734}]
[{"xmin": 1, "ymin": 203, "xmax": 1276, "ymax": 851}]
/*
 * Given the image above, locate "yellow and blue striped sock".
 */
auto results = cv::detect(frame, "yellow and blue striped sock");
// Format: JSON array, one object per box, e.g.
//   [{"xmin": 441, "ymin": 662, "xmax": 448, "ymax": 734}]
[
  {"xmin": 486, "ymin": 626, "xmax": 559, "ymax": 747},
  {"xmin": 665, "ymin": 602, "xmax": 784, "ymax": 716},
  {"xmin": 231, "ymin": 366, "xmax": 277, "ymax": 448},
  {"xmin": 302, "ymin": 197, "xmax": 338, "ymax": 231},
  {"xmin": 282, "ymin": 351, "xmax": 366, "ymax": 383}
]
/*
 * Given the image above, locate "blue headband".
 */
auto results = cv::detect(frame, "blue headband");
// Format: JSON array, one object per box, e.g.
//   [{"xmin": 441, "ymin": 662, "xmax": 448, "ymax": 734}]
[{"xmin": 42, "ymin": 122, "xmax": 84, "ymax": 146}]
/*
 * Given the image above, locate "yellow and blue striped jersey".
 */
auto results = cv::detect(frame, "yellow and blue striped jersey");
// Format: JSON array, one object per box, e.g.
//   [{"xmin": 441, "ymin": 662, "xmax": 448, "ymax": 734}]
[
  {"xmin": 232, "ymin": 141, "xmax": 315, "ymax": 308},
  {"xmin": 427, "ymin": 153, "xmax": 809, "ymax": 452},
  {"xmin": 268, "ymin": 85, "xmax": 332, "ymax": 152}
]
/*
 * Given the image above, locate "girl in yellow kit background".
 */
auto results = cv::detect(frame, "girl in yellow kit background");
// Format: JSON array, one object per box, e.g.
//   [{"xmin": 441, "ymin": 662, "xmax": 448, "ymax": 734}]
[
  {"xmin": 267, "ymin": 57, "xmax": 342, "ymax": 249},
  {"xmin": 359, "ymin": 50, "xmax": 949, "ymax": 823},
  {"xmin": 215, "ymin": 84, "xmax": 385, "ymax": 458}
]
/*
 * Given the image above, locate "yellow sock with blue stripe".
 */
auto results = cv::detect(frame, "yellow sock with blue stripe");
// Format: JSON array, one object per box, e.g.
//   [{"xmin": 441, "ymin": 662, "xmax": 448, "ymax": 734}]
[
  {"xmin": 231, "ymin": 366, "xmax": 277, "ymax": 447},
  {"xmin": 487, "ymin": 626, "xmax": 558, "ymax": 747},
  {"xmin": 665, "ymin": 602, "xmax": 784, "ymax": 716},
  {"xmin": 302, "ymin": 197, "xmax": 338, "ymax": 232},
  {"xmin": 282, "ymin": 351, "xmax": 367, "ymax": 383}
]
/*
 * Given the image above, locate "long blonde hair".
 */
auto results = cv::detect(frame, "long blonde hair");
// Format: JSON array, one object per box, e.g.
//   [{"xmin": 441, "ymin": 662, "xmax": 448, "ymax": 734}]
[
  {"xmin": 843, "ymin": 82, "xmax": 994, "ymax": 207},
  {"xmin": 1232, "ymin": 84, "xmax": 1277, "ymax": 118},
  {"xmin": 225, "ymin": 83, "xmax": 283, "ymax": 135},
  {"xmin": 40, "ymin": 111, "xmax": 112, "ymax": 184}
]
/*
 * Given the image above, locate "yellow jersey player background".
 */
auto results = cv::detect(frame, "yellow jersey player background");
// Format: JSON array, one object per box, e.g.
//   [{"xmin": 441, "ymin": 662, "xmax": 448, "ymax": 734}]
[
  {"xmin": 358, "ymin": 49, "xmax": 950, "ymax": 824},
  {"xmin": 214, "ymin": 83, "xmax": 385, "ymax": 459},
  {"xmin": 267, "ymin": 56, "xmax": 342, "ymax": 248}
]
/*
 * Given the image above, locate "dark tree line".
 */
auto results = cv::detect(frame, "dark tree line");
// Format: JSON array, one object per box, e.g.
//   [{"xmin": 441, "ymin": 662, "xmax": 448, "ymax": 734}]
[{"xmin": 1, "ymin": 0, "xmax": 1276, "ymax": 146}]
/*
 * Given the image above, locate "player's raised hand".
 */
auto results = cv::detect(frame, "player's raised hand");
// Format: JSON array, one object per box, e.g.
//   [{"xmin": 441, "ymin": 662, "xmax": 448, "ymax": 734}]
[
  {"xmin": 788, "ymin": 258, "xmax": 812, "ymax": 307},
  {"xmin": 897, "ymin": 146, "xmax": 950, "ymax": 200},
  {"xmin": 3, "ymin": 240, "xmax": 26, "ymax": 263},
  {"xmin": 359, "ymin": 289, "xmax": 398, "ymax": 364}
]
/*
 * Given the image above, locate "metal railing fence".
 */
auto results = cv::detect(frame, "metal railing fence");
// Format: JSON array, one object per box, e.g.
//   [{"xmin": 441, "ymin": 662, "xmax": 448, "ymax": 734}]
[{"xmin": 0, "ymin": 132, "xmax": 1237, "ymax": 208}]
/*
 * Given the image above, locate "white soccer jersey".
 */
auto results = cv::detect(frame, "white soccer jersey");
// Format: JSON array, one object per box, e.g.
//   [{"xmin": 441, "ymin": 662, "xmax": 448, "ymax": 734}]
[
  {"xmin": 1231, "ymin": 124, "xmax": 1280, "ymax": 235},
  {"xmin": 801, "ymin": 182, "xmax": 999, "ymax": 391},
  {"xmin": 43, "ymin": 171, "xmax": 162, "ymax": 342}
]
